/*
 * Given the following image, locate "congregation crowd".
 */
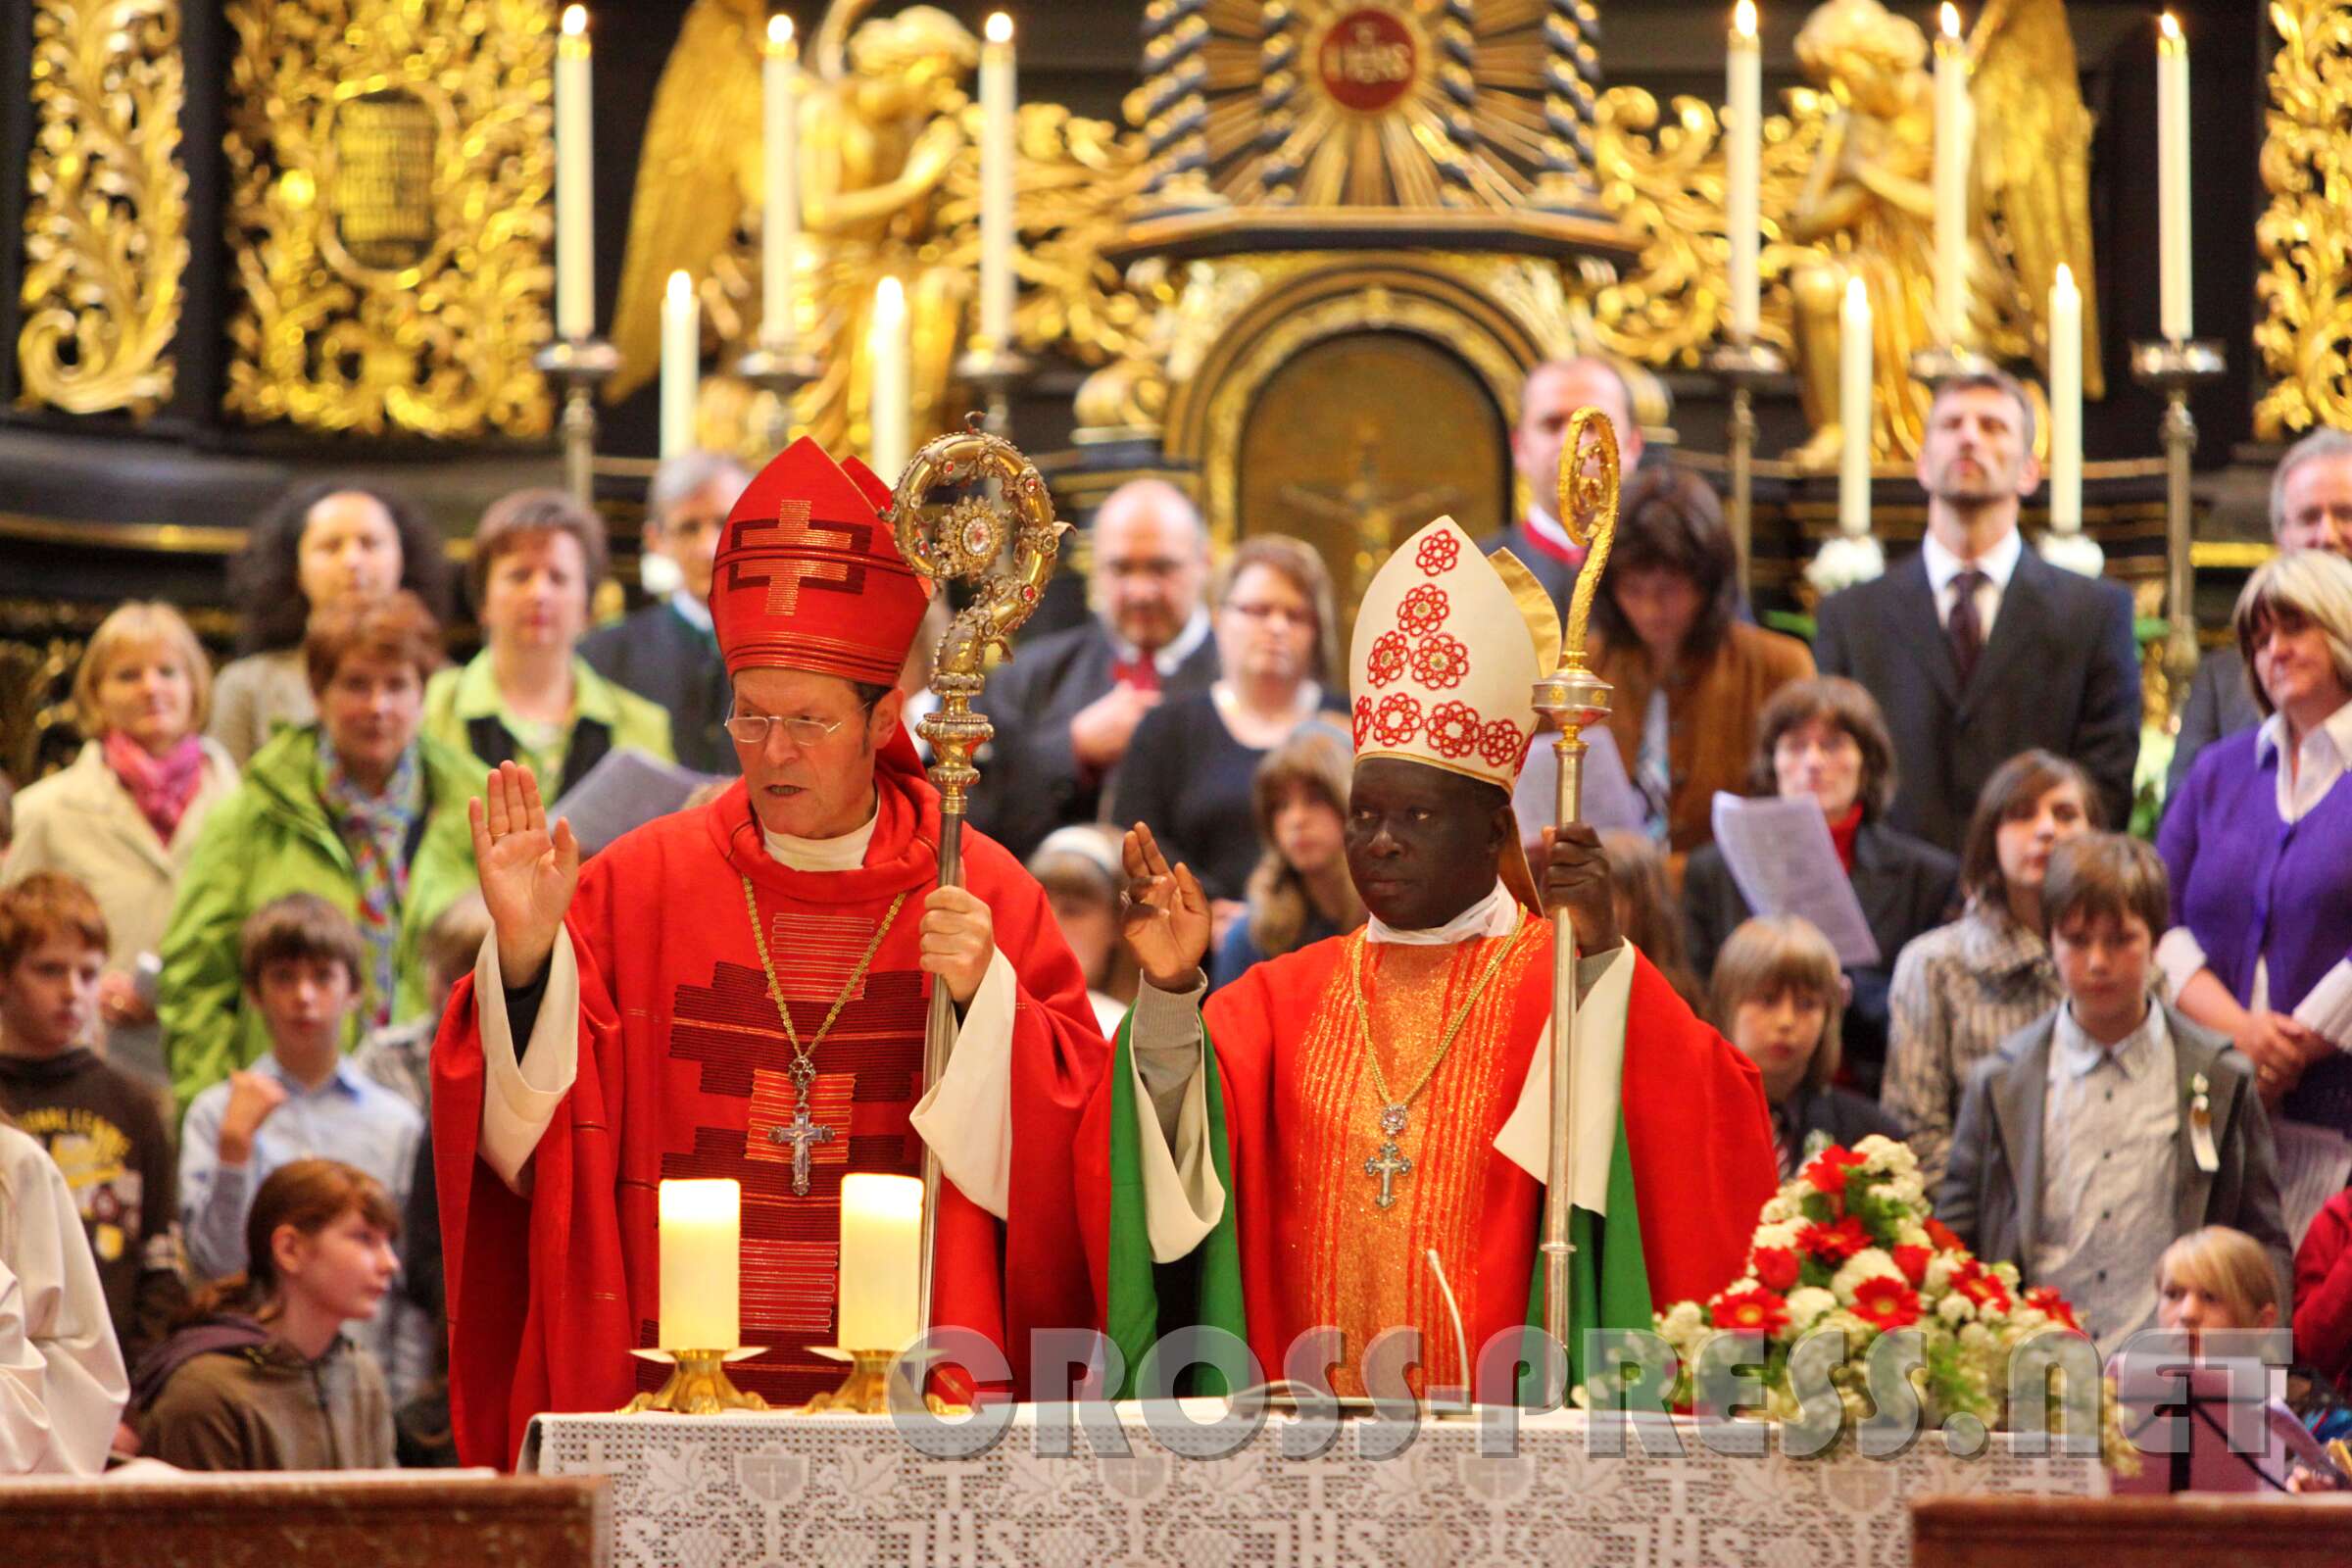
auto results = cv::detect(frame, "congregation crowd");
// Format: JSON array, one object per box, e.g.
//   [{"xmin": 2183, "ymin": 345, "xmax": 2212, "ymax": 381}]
[{"xmin": 5, "ymin": 357, "xmax": 2352, "ymax": 1476}]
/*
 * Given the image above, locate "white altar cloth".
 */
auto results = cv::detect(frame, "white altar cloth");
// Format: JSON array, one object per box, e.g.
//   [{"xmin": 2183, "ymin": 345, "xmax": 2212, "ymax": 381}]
[{"xmin": 523, "ymin": 1403, "xmax": 2105, "ymax": 1568}]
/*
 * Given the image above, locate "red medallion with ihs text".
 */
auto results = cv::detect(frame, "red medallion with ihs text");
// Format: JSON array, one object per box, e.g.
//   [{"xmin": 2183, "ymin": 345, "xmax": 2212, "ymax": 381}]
[
  {"xmin": 652, "ymin": 905, "xmax": 926, "ymax": 1407},
  {"xmin": 1317, "ymin": 8, "xmax": 1419, "ymax": 115}
]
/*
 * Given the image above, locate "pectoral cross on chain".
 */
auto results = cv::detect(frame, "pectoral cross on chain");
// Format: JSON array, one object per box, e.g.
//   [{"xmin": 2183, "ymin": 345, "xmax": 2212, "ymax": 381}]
[
  {"xmin": 767, "ymin": 1058, "xmax": 833, "ymax": 1196},
  {"xmin": 1364, "ymin": 1142, "xmax": 1413, "ymax": 1209}
]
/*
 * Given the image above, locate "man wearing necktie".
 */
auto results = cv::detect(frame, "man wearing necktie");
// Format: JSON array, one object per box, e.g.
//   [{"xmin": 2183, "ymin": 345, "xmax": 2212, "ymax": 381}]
[{"xmin": 1814, "ymin": 371, "xmax": 2140, "ymax": 855}]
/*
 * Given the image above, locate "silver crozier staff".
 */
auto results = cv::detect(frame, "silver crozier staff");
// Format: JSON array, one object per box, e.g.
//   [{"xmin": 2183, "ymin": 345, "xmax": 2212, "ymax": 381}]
[
  {"xmin": 890, "ymin": 420, "xmax": 1065, "ymax": 1334},
  {"xmin": 1531, "ymin": 408, "xmax": 1621, "ymax": 1369}
]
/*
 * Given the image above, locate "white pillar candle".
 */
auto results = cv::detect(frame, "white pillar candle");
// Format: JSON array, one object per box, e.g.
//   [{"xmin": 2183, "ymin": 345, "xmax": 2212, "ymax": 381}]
[
  {"xmin": 868, "ymin": 275, "xmax": 910, "ymax": 479},
  {"xmin": 979, "ymin": 13, "xmax": 1017, "ymax": 351},
  {"xmin": 2049, "ymin": 263, "xmax": 2082, "ymax": 534},
  {"xmin": 761, "ymin": 16, "xmax": 800, "ymax": 350},
  {"xmin": 554, "ymin": 5, "xmax": 594, "ymax": 341},
  {"xmin": 2156, "ymin": 13, "xmax": 2191, "ymax": 342},
  {"xmin": 838, "ymin": 1174, "xmax": 923, "ymax": 1351},
  {"xmin": 658, "ymin": 1179, "xmax": 739, "ymax": 1350},
  {"xmin": 661, "ymin": 270, "xmax": 698, "ymax": 459},
  {"xmin": 1839, "ymin": 274, "xmax": 1872, "ymax": 537},
  {"xmin": 1727, "ymin": 1, "xmax": 1761, "ymax": 342},
  {"xmin": 1932, "ymin": 4, "xmax": 1969, "ymax": 346}
]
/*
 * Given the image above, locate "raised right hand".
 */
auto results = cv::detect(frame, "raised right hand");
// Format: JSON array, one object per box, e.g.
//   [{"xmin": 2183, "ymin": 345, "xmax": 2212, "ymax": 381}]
[
  {"xmin": 1070, "ymin": 684, "xmax": 1161, "ymax": 770},
  {"xmin": 1119, "ymin": 822, "xmax": 1210, "ymax": 990},
  {"xmin": 469, "ymin": 760, "xmax": 580, "ymax": 987}
]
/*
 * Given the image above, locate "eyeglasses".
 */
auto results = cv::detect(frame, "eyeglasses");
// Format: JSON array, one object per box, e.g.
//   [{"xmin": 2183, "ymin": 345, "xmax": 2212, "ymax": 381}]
[
  {"xmin": 1223, "ymin": 600, "xmax": 1314, "ymax": 628},
  {"xmin": 723, "ymin": 710, "xmax": 850, "ymax": 748}
]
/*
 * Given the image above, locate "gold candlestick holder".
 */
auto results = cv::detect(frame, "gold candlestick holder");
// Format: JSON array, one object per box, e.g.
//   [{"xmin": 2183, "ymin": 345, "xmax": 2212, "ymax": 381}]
[
  {"xmin": 799, "ymin": 1345, "xmax": 966, "ymax": 1416},
  {"xmin": 1703, "ymin": 337, "xmax": 1787, "ymax": 594},
  {"xmin": 2131, "ymin": 337, "xmax": 2227, "ymax": 699},
  {"xmin": 734, "ymin": 341, "xmax": 823, "ymax": 459},
  {"xmin": 1906, "ymin": 342, "xmax": 1996, "ymax": 386},
  {"xmin": 533, "ymin": 336, "xmax": 621, "ymax": 510},
  {"xmin": 618, "ymin": 1348, "xmax": 769, "ymax": 1414}
]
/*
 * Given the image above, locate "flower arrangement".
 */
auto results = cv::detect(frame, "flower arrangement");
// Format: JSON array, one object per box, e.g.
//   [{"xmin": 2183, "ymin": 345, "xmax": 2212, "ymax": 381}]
[{"xmin": 1651, "ymin": 1135, "xmax": 2131, "ymax": 1462}]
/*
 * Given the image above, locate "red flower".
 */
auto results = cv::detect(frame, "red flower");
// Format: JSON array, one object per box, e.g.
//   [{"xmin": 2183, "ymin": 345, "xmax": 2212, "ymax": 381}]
[
  {"xmin": 1797, "ymin": 1215, "xmax": 1871, "ymax": 1266},
  {"xmin": 1925, "ymin": 1217, "xmax": 1964, "ymax": 1253},
  {"xmin": 1951, "ymin": 1261, "xmax": 2012, "ymax": 1314},
  {"xmin": 1365, "ymin": 631, "xmax": 1409, "ymax": 689},
  {"xmin": 1415, "ymin": 533, "xmax": 1461, "ymax": 576},
  {"xmin": 1396, "ymin": 584, "xmax": 1450, "ymax": 635},
  {"xmin": 1426, "ymin": 701, "xmax": 1480, "ymax": 759},
  {"xmin": 1370, "ymin": 692, "xmax": 1423, "ymax": 748},
  {"xmin": 2023, "ymin": 1287, "xmax": 2082, "ymax": 1333},
  {"xmin": 1478, "ymin": 718, "xmax": 1526, "ymax": 770},
  {"xmin": 1751, "ymin": 1247, "xmax": 1800, "ymax": 1292},
  {"xmin": 1713, "ymin": 1286, "xmax": 1791, "ymax": 1337},
  {"xmin": 1850, "ymin": 1274, "xmax": 1921, "ymax": 1331},
  {"xmin": 1408, "ymin": 633, "xmax": 1470, "ymax": 689},
  {"xmin": 1892, "ymin": 1245, "xmax": 1933, "ymax": 1286},
  {"xmin": 1801, "ymin": 1146, "xmax": 1869, "ymax": 1197}
]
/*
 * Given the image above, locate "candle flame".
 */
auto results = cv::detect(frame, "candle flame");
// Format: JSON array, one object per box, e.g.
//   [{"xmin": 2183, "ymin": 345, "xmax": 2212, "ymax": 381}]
[
  {"xmin": 985, "ymin": 11, "xmax": 1013, "ymax": 44},
  {"xmin": 1844, "ymin": 275, "xmax": 1868, "ymax": 312},
  {"xmin": 767, "ymin": 14, "xmax": 793, "ymax": 48},
  {"xmin": 562, "ymin": 4, "xmax": 586, "ymax": 36},
  {"xmin": 2160, "ymin": 12, "xmax": 2180, "ymax": 43},
  {"xmin": 876, "ymin": 274, "xmax": 905, "ymax": 313},
  {"xmin": 2054, "ymin": 262, "xmax": 2075, "ymax": 293},
  {"xmin": 1939, "ymin": 3, "xmax": 1959, "ymax": 40},
  {"xmin": 667, "ymin": 269, "xmax": 692, "ymax": 305},
  {"xmin": 1734, "ymin": 0, "xmax": 1756, "ymax": 39}
]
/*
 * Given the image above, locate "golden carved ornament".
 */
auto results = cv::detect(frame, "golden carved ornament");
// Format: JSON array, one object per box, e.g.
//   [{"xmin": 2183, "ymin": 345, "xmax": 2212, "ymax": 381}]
[
  {"xmin": 16, "ymin": 0, "xmax": 188, "ymax": 417},
  {"xmin": 2254, "ymin": 0, "xmax": 2352, "ymax": 438},
  {"xmin": 220, "ymin": 0, "xmax": 555, "ymax": 436}
]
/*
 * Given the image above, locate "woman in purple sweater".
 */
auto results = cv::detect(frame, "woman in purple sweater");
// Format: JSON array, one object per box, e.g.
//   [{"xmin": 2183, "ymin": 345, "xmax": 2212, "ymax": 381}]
[{"xmin": 2159, "ymin": 551, "xmax": 2352, "ymax": 1144}]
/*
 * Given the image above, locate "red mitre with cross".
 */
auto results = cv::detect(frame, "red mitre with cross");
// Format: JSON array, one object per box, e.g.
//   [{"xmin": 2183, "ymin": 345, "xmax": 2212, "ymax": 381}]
[{"xmin": 710, "ymin": 436, "xmax": 933, "ymax": 686}]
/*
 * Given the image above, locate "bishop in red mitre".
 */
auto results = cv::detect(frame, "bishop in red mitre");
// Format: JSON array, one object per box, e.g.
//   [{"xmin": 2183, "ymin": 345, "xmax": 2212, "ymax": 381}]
[{"xmin": 431, "ymin": 439, "xmax": 1109, "ymax": 1466}]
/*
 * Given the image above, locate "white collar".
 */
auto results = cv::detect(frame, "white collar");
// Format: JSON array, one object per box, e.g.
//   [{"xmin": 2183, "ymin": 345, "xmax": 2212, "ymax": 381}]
[
  {"xmin": 760, "ymin": 800, "xmax": 879, "ymax": 871},
  {"xmin": 1921, "ymin": 524, "xmax": 2024, "ymax": 597},
  {"xmin": 667, "ymin": 590, "xmax": 713, "ymax": 632},
  {"xmin": 2255, "ymin": 698, "xmax": 2352, "ymax": 770},
  {"xmin": 1108, "ymin": 607, "xmax": 1212, "ymax": 676},
  {"xmin": 2051, "ymin": 997, "xmax": 2168, "ymax": 1081},
  {"xmin": 1365, "ymin": 878, "xmax": 1518, "ymax": 946},
  {"xmin": 1522, "ymin": 503, "xmax": 1577, "ymax": 555}
]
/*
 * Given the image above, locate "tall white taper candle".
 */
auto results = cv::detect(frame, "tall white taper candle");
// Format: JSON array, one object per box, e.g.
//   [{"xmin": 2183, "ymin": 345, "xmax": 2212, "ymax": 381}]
[
  {"xmin": 838, "ymin": 1174, "xmax": 924, "ymax": 1351},
  {"xmin": 2049, "ymin": 263, "xmax": 2082, "ymax": 534},
  {"xmin": 658, "ymin": 1179, "xmax": 739, "ymax": 1349},
  {"xmin": 1839, "ymin": 275, "xmax": 1873, "ymax": 537},
  {"xmin": 762, "ymin": 16, "xmax": 801, "ymax": 350},
  {"xmin": 2157, "ymin": 13, "xmax": 2191, "ymax": 342},
  {"xmin": 661, "ymin": 270, "xmax": 698, "ymax": 459},
  {"xmin": 980, "ymin": 13, "xmax": 1017, "ymax": 351},
  {"xmin": 869, "ymin": 275, "xmax": 910, "ymax": 479},
  {"xmin": 555, "ymin": 6, "xmax": 594, "ymax": 341},
  {"xmin": 1727, "ymin": 1, "xmax": 1761, "ymax": 342},
  {"xmin": 1932, "ymin": 4, "xmax": 1970, "ymax": 346}
]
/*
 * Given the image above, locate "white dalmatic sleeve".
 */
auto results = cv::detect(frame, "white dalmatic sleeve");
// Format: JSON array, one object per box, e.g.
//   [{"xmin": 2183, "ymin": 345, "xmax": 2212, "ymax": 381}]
[
  {"xmin": 474, "ymin": 932, "xmax": 583, "ymax": 1194},
  {"xmin": 908, "ymin": 947, "xmax": 1027, "ymax": 1221},
  {"xmin": 0, "ymin": 1137, "xmax": 128, "ymax": 1475}
]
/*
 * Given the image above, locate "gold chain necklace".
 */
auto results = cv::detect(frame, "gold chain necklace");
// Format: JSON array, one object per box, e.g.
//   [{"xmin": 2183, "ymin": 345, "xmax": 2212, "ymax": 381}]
[
  {"xmin": 741, "ymin": 877, "xmax": 909, "ymax": 1195},
  {"xmin": 1348, "ymin": 911, "xmax": 1531, "ymax": 1210}
]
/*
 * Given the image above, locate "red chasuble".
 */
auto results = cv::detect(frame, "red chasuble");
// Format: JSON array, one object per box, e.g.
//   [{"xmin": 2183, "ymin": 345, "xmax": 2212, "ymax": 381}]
[
  {"xmin": 1080, "ymin": 922, "xmax": 1776, "ymax": 1398},
  {"xmin": 431, "ymin": 754, "xmax": 1108, "ymax": 1467}
]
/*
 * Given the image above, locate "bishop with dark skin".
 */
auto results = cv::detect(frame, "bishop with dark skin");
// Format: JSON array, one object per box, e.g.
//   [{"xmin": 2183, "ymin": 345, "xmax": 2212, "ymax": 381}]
[{"xmin": 1122, "ymin": 755, "xmax": 1622, "ymax": 987}]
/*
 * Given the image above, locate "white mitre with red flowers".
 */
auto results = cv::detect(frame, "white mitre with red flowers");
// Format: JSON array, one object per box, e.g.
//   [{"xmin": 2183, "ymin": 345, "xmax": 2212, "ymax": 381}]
[{"xmin": 1349, "ymin": 517, "xmax": 1563, "ymax": 790}]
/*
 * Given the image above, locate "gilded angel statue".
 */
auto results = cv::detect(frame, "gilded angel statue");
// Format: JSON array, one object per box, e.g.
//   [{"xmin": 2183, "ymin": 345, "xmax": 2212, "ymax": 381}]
[
  {"xmin": 607, "ymin": 0, "xmax": 1146, "ymax": 460},
  {"xmin": 1781, "ymin": 0, "xmax": 2100, "ymax": 465}
]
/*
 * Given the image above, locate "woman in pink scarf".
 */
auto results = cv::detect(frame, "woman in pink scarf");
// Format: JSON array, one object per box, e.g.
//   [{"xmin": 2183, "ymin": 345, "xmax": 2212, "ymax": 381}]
[{"xmin": 1, "ymin": 604, "xmax": 237, "ymax": 1089}]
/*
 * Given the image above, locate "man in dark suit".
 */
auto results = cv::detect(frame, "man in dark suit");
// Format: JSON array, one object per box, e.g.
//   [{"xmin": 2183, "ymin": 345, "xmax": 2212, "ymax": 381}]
[
  {"xmin": 1481, "ymin": 358, "xmax": 1645, "ymax": 616},
  {"xmin": 2167, "ymin": 427, "xmax": 2352, "ymax": 798},
  {"xmin": 580, "ymin": 450, "xmax": 749, "ymax": 774},
  {"xmin": 966, "ymin": 478, "xmax": 1217, "ymax": 862},
  {"xmin": 1814, "ymin": 371, "xmax": 2140, "ymax": 854}
]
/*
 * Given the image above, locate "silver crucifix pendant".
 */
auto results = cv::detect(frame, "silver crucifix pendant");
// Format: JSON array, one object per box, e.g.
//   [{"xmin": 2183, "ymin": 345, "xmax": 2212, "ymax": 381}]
[
  {"xmin": 1365, "ymin": 1140, "xmax": 1412, "ymax": 1209},
  {"xmin": 768, "ymin": 1059, "xmax": 833, "ymax": 1196}
]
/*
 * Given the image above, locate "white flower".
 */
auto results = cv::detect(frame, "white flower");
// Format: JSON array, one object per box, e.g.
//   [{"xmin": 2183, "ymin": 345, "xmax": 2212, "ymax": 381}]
[
  {"xmin": 1959, "ymin": 1322, "xmax": 1991, "ymax": 1350},
  {"xmin": 1924, "ymin": 1255, "xmax": 1955, "ymax": 1293},
  {"xmin": 1759, "ymin": 1193, "xmax": 1798, "ymax": 1225},
  {"xmin": 1751, "ymin": 1220, "xmax": 1801, "ymax": 1253},
  {"xmin": 1895, "ymin": 1219, "xmax": 1931, "ymax": 1250},
  {"xmin": 1854, "ymin": 1134, "xmax": 1917, "ymax": 1177},
  {"xmin": 1831, "ymin": 1248, "xmax": 1903, "ymax": 1301},
  {"xmin": 1937, "ymin": 1293, "xmax": 1975, "ymax": 1327},
  {"xmin": 1660, "ymin": 1299, "xmax": 1706, "ymax": 1345},
  {"xmin": 1882, "ymin": 1172, "xmax": 1927, "ymax": 1208},
  {"xmin": 1787, "ymin": 1287, "xmax": 1838, "ymax": 1333}
]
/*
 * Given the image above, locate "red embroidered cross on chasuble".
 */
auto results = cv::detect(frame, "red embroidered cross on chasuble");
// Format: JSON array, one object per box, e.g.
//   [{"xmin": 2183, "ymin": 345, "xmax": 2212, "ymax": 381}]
[{"xmin": 430, "ymin": 440, "xmax": 1110, "ymax": 1468}]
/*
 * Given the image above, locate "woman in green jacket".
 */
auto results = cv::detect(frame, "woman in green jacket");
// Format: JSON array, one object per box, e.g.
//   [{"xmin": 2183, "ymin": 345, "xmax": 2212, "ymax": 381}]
[
  {"xmin": 420, "ymin": 487, "xmax": 673, "ymax": 794},
  {"xmin": 161, "ymin": 593, "xmax": 478, "ymax": 1111}
]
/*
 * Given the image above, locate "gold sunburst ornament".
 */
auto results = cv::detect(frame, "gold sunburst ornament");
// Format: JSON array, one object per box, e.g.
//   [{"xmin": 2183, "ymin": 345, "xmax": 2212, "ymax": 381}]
[{"xmin": 1530, "ymin": 405, "xmax": 1619, "ymax": 1364}]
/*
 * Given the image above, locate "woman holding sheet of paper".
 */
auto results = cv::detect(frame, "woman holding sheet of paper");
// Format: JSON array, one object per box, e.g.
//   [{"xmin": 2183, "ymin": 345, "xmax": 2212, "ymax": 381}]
[
  {"xmin": 2160, "ymin": 553, "xmax": 2352, "ymax": 1151},
  {"xmin": 1682, "ymin": 677, "xmax": 1957, "ymax": 1096},
  {"xmin": 1589, "ymin": 467, "xmax": 1814, "ymax": 886}
]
